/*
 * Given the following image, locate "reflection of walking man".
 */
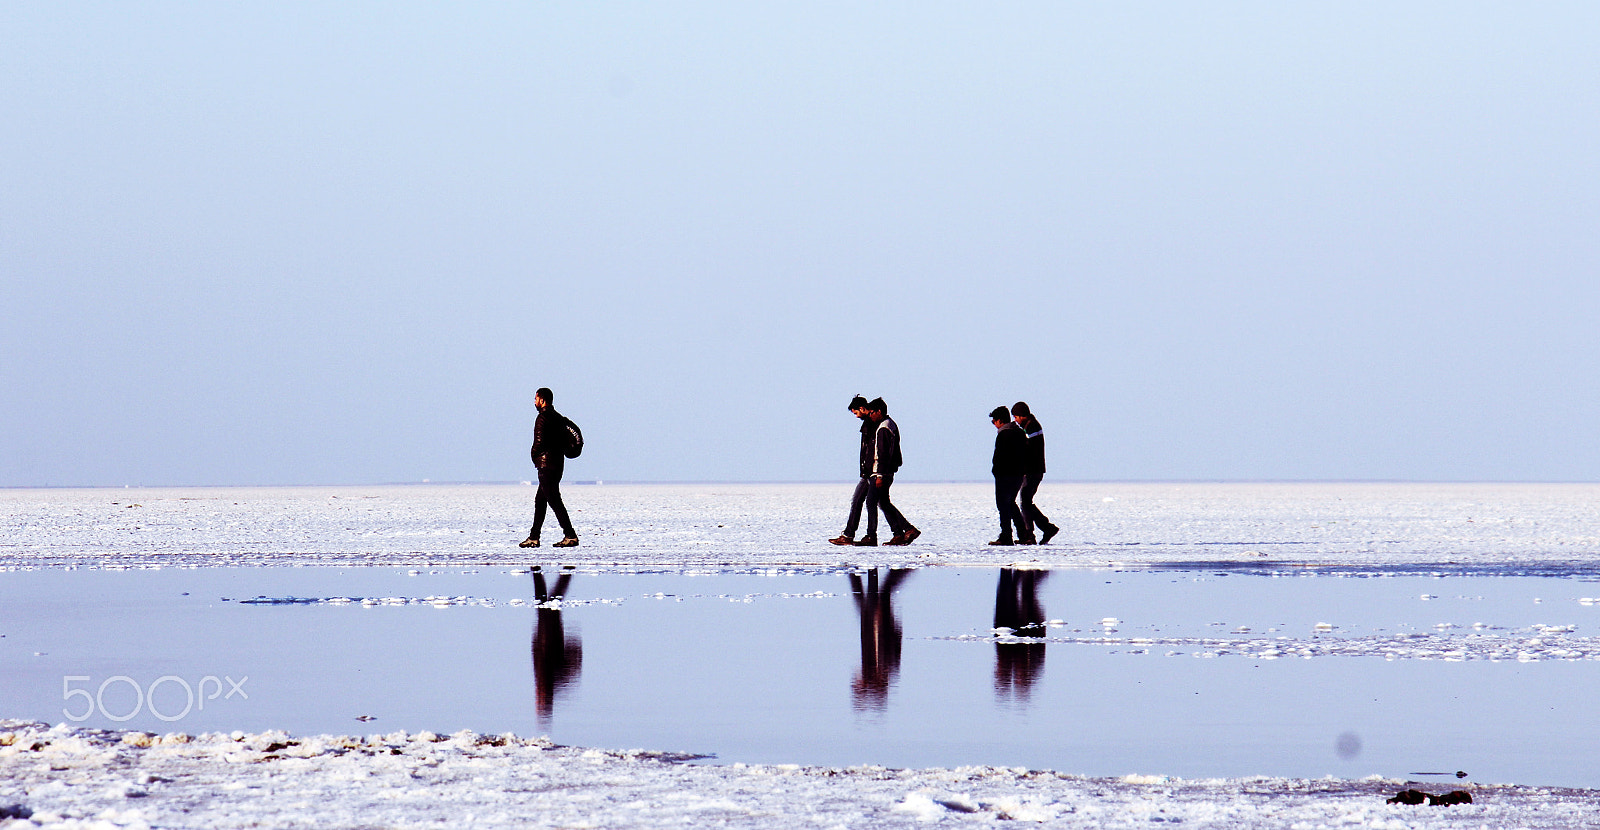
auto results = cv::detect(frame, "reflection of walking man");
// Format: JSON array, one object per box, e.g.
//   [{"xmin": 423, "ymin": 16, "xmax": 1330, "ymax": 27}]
[
  {"xmin": 530, "ymin": 565, "xmax": 582, "ymax": 728},
  {"xmin": 1012, "ymin": 402, "xmax": 1060, "ymax": 545},
  {"xmin": 989, "ymin": 406, "xmax": 1035, "ymax": 545},
  {"xmin": 859, "ymin": 398, "xmax": 920, "ymax": 546},
  {"xmin": 848, "ymin": 567, "xmax": 912, "ymax": 711},
  {"xmin": 830, "ymin": 395, "xmax": 876, "ymax": 546},
  {"xmin": 993, "ymin": 568, "xmax": 1048, "ymax": 702},
  {"xmin": 520, "ymin": 387, "xmax": 579, "ymax": 549}
]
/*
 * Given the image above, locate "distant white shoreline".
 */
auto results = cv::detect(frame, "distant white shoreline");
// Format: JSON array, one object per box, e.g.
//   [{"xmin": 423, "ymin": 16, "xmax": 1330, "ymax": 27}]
[{"xmin": 8, "ymin": 478, "xmax": 1600, "ymax": 490}]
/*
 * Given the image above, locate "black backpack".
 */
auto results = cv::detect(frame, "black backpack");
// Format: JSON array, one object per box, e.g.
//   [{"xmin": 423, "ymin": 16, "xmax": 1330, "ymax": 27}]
[{"xmin": 561, "ymin": 416, "xmax": 584, "ymax": 458}]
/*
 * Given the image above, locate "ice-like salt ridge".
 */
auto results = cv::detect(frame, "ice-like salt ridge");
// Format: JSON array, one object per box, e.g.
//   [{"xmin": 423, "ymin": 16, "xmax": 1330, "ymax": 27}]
[
  {"xmin": 6, "ymin": 482, "xmax": 1600, "ymax": 570},
  {"xmin": 229, "ymin": 590, "xmax": 837, "ymax": 609},
  {"xmin": 188, "ymin": 564, "xmax": 1600, "ymax": 666},
  {"xmin": 220, "ymin": 589, "xmax": 1600, "ymax": 662},
  {"xmin": 965, "ymin": 624, "xmax": 1600, "ymax": 662},
  {"xmin": 4, "ymin": 720, "xmax": 1600, "ymax": 830}
]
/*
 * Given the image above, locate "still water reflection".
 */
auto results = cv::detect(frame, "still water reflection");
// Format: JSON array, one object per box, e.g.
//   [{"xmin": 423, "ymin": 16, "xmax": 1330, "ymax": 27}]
[
  {"xmin": 993, "ymin": 568, "xmax": 1047, "ymax": 703},
  {"xmin": 849, "ymin": 568, "xmax": 910, "ymax": 711},
  {"xmin": 528, "ymin": 567, "xmax": 1052, "ymax": 721},
  {"xmin": 4, "ymin": 566, "xmax": 1600, "ymax": 788},
  {"xmin": 529, "ymin": 566, "xmax": 580, "ymax": 729}
]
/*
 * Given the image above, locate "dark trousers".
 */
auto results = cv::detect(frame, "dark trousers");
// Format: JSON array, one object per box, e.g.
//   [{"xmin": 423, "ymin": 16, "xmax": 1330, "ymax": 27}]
[
  {"xmin": 865, "ymin": 474, "xmax": 909, "ymax": 538},
  {"xmin": 994, "ymin": 475, "xmax": 1030, "ymax": 540},
  {"xmin": 532, "ymin": 463, "xmax": 575, "ymax": 539},
  {"xmin": 1019, "ymin": 474, "xmax": 1050, "ymax": 536},
  {"xmin": 843, "ymin": 477, "xmax": 871, "ymax": 536}
]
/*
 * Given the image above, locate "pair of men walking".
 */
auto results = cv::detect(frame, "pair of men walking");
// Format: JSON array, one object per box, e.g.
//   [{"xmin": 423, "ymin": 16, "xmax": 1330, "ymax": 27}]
[
  {"xmin": 830, "ymin": 396, "xmax": 921, "ymax": 546},
  {"xmin": 989, "ymin": 402, "xmax": 1059, "ymax": 546}
]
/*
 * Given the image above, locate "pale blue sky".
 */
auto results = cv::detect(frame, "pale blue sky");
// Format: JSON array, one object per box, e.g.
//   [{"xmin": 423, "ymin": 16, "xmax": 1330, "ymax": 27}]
[{"xmin": 3, "ymin": 3, "xmax": 1598, "ymax": 485}]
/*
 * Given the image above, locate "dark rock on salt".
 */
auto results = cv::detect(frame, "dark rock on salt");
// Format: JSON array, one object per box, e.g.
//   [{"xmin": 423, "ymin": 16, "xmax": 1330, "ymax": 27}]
[
  {"xmin": 1386, "ymin": 789, "xmax": 1474, "ymax": 806},
  {"xmin": 934, "ymin": 798, "xmax": 980, "ymax": 813}
]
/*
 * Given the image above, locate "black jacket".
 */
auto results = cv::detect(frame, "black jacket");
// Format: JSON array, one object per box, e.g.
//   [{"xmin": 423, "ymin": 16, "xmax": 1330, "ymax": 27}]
[
  {"xmin": 857, "ymin": 417, "xmax": 876, "ymax": 478},
  {"xmin": 872, "ymin": 417, "xmax": 903, "ymax": 476},
  {"xmin": 1018, "ymin": 415, "xmax": 1046, "ymax": 476},
  {"xmin": 530, "ymin": 408, "xmax": 566, "ymax": 470},
  {"xmin": 992, "ymin": 421, "xmax": 1029, "ymax": 478}
]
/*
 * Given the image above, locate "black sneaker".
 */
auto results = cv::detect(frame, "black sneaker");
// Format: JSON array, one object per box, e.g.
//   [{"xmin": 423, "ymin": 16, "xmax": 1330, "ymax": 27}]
[
  {"xmin": 987, "ymin": 537, "xmax": 1014, "ymax": 546},
  {"xmin": 519, "ymin": 537, "xmax": 540, "ymax": 548},
  {"xmin": 553, "ymin": 536, "xmax": 579, "ymax": 548},
  {"xmin": 1039, "ymin": 523, "xmax": 1060, "ymax": 545},
  {"xmin": 853, "ymin": 535, "xmax": 878, "ymax": 547}
]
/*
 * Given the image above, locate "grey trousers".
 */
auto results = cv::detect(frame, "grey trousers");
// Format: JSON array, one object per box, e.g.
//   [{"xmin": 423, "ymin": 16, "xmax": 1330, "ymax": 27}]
[{"xmin": 843, "ymin": 477, "xmax": 871, "ymax": 536}]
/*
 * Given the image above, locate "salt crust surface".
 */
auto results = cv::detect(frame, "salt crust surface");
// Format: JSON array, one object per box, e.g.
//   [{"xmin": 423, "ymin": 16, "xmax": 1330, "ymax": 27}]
[
  {"xmin": 5, "ymin": 481, "xmax": 1600, "ymax": 570},
  {"xmin": 3, "ymin": 720, "xmax": 1600, "ymax": 830},
  {"xmin": 7, "ymin": 482, "xmax": 1600, "ymax": 827}
]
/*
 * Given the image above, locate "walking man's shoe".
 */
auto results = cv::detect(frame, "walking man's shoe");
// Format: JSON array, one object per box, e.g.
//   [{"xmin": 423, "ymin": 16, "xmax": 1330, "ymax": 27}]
[
  {"xmin": 519, "ymin": 537, "xmax": 540, "ymax": 548},
  {"xmin": 853, "ymin": 535, "xmax": 878, "ymax": 547},
  {"xmin": 1039, "ymin": 523, "xmax": 1060, "ymax": 545},
  {"xmin": 988, "ymin": 536, "xmax": 1014, "ymax": 546},
  {"xmin": 884, "ymin": 531, "xmax": 909, "ymax": 546},
  {"xmin": 1018, "ymin": 536, "xmax": 1038, "ymax": 545},
  {"xmin": 553, "ymin": 536, "xmax": 579, "ymax": 548},
  {"xmin": 901, "ymin": 526, "xmax": 921, "ymax": 544},
  {"xmin": 829, "ymin": 535, "xmax": 855, "ymax": 546}
]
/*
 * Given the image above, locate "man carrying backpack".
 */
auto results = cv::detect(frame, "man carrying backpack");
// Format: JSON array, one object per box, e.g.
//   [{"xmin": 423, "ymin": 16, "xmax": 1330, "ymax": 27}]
[{"xmin": 521, "ymin": 387, "xmax": 579, "ymax": 549}]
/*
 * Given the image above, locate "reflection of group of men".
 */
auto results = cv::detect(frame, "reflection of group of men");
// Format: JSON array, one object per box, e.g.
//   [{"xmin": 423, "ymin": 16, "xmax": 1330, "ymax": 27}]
[
  {"xmin": 830, "ymin": 396, "xmax": 1060, "ymax": 547},
  {"xmin": 847, "ymin": 566, "xmax": 1050, "ymax": 711},
  {"xmin": 531, "ymin": 566, "xmax": 1049, "ymax": 724}
]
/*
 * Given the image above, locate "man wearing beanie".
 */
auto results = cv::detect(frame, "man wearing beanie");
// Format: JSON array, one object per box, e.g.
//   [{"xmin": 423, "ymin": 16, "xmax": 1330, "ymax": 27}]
[
  {"xmin": 830, "ymin": 395, "xmax": 877, "ymax": 545},
  {"xmin": 989, "ymin": 405, "xmax": 1035, "ymax": 546},
  {"xmin": 1012, "ymin": 402, "xmax": 1060, "ymax": 544}
]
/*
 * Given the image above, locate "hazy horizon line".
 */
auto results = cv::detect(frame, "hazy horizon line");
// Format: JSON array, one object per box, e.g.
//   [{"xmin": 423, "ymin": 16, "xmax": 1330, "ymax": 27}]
[{"xmin": 8, "ymin": 478, "xmax": 1600, "ymax": 491}]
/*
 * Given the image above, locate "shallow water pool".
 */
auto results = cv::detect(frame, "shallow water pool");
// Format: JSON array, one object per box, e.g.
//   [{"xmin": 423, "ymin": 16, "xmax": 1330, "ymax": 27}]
[{"xmin": 3, "ymin": 565, "xmax": 1599, "ymax": 788}]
